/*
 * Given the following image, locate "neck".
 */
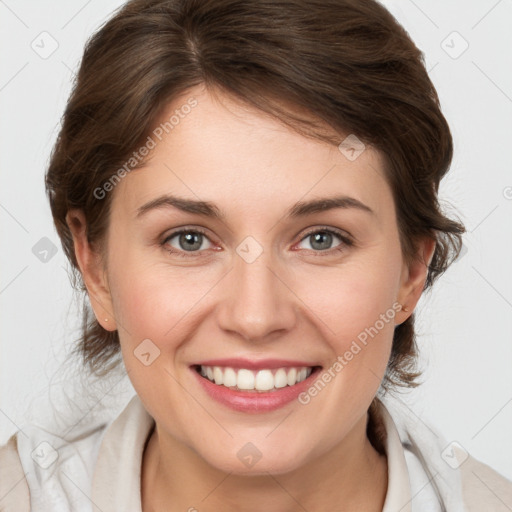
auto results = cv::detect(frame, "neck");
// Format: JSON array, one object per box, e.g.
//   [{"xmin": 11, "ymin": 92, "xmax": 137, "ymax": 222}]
[{"xmin": 141, "ymin": 411, "xmax": 388, "ymax": 512}]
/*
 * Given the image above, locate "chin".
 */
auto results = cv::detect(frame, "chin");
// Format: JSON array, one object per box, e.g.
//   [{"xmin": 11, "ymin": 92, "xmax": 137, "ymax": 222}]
[{"xmin": 200, "ymin": 445, "xmax": 310, "ymax": 476}]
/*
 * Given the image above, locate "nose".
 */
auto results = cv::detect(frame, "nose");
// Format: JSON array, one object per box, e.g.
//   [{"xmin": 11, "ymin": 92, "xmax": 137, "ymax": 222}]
[{"xmin": 216, "ymin": 247, "xmax": 297, "ymax": 343}]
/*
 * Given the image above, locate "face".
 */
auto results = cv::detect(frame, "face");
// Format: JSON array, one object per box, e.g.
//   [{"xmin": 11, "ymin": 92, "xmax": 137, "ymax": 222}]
[{"xmin": 75, "ymin": 84, "xmax": 430, "ymax": 475}]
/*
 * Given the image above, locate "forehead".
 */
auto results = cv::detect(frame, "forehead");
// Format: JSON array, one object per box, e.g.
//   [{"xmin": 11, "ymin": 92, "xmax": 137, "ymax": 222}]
[{"xmin": 111, "ymin": 85, "xmax": 393, "ymax": 224}]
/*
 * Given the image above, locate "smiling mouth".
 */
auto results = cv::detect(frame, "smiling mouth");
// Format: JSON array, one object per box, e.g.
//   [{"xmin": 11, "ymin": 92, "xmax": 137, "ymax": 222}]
[{"xmin": 193, "ymin": 365, "xmax": 322, "ymax": 393}]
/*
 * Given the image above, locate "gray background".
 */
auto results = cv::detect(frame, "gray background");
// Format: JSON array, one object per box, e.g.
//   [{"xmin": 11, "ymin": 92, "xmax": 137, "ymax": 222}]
[{"xmin": 1, "ymin": 0, "xmax": 511, "ymax": 480}]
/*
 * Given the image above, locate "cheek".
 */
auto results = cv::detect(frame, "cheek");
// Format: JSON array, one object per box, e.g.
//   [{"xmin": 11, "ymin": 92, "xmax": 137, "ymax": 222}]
[
  {"xmin": 297, "ymin": 255, "xmax": 401, "ymax": 343},
  {"xmin": 107, "ymin": 248, "xmax": 222, "ymax": 358},
  {"xmin": 290, "ymin": 245, "xmax": 402, "ymax": 399}
]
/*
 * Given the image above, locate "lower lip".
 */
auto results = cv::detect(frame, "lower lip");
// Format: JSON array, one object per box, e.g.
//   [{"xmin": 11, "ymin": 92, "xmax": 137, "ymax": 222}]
[{"xmin": 192, "ymin": 366, "xmax": 322, "ymax": 413}]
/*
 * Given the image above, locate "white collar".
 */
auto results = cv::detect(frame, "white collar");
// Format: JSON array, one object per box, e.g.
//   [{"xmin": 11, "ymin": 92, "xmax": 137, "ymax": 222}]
[
  {"xmin": 91, "ymin": 394, "xmax": 153, "ymax": 511},
  {"xmin": 91, "ymin": 394, "xmax": 415, "ymax": 511},
  {"xmin": 379, "ymin": 399, "xmax": 414, "ymax": 511}
]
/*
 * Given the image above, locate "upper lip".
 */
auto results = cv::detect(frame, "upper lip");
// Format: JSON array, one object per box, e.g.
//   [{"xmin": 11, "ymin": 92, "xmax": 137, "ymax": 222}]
[{"xmin": 192, "ymin": 358, "xmax": 321, "ymax": 370}]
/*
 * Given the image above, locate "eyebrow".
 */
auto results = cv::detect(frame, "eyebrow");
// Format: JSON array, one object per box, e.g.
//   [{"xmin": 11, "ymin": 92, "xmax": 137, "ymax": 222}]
[{"xmin": 136, "ymin": 193, "xmax": 375, "ymax": 220}]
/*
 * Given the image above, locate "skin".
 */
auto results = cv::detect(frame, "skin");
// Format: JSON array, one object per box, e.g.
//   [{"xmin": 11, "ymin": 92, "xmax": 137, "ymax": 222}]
[{"xmin": 68, "ymin": 84, "xmax": 435, "ymax": 511}]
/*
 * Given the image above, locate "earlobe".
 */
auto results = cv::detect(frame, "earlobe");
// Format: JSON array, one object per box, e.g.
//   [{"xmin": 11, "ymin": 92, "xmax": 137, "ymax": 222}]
[
  {"xmin": 66, "ymin": 209, "xmax": 117, "ymax": 331},
  {"xmin": 396, "ymin": 237, "xmax": 436, "ymax": 324}
]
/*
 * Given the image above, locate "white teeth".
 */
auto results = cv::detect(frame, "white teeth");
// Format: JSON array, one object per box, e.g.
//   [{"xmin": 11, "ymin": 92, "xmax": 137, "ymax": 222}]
[
  {"xmin": 287, "ymin": 368, "xmax": 297, "ymax": 386},
  {"xmin": 199, "ymin": 365, "xmax": 314, "ymax": 391},
  {"xmin": 223, "ymin": 367, "xmax": 237, "ymax": 387},
  {"xmin": 255, "ymin": 370, "xmax": 274, "ymax": 391},
  {"xmin": 213, "ymin": 366, "xmax": 223, "ymax": 385},
  {"xmin": 237, "ymin": 369, "xmax": 255, "ymax": 390},
  {"xmin": 298, "ymin": 368, "xmax": 307, "ymax": 383},
  {"xmin": 274, "ymin": 368, "xmax": 288, "ymax": 388}
]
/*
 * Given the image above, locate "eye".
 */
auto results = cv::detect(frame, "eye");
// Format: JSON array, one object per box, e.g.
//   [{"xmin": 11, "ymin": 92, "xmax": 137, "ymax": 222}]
[
  {"xmin": 296, "ymin": 227, "xmax": 353, "ymax": 254},
  {"xmin": 160, "ymin": 226, "xmax": 353, "ymax": 258},
  {"xmin": 162, "ymin": 228, "xmax": 214, "ymax": 256}
]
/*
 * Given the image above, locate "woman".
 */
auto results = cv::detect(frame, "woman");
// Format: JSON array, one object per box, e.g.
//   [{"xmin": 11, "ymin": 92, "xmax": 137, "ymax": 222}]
[{"xmin": 1, "ymin": 0, "xmax": 511, "ymax": 510}]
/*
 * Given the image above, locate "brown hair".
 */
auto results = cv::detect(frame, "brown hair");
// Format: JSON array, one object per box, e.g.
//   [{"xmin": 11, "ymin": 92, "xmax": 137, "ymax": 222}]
[{"xmin": 45, "ymin": 0, "xmax": 465, "ymax": 399}]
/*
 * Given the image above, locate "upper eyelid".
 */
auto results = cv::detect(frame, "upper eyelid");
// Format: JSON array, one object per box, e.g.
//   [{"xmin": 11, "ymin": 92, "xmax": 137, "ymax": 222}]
[
  {"xmin": 162, "ymin": 226, "xmax": 209, "ymax": 240},
  {"xmin": 299, "ymin": 226, "xmax": 350, "ymax": 239}
]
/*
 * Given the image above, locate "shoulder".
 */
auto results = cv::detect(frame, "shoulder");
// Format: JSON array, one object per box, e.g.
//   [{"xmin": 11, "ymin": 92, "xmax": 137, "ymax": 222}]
[
  {"xmin": 378, "ymin": 396, "xmax": 512, "ymax": 511},
  {"xmin": 0, "ymin": 394, "xmax": 149, "ymax": 512},
  {"xmin": 0, "ymin": 434, "xmax": 30, "ymax": 511},
  {"xmin": 453, "ymin": 445, "xmax": 512, "ymax": 511},
  {"xmin": 0, "ymin": 420, "xmax": 107, "ymax": 512}
]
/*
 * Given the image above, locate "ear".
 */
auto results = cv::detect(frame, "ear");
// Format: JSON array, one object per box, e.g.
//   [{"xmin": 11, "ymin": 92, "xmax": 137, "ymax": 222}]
[
  {"xmin": 66, "ymin": 209, "xmax": 117, "ymax": 331},
  {"xmin": 396, "ymin": 236, "xmax": 436, "ymax": 324}
]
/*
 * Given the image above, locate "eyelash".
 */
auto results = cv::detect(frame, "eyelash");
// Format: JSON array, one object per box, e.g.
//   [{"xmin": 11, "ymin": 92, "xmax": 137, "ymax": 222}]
[{"xmin": 161, "ymin": 226, "xmax": 354, "ymax": 258}]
